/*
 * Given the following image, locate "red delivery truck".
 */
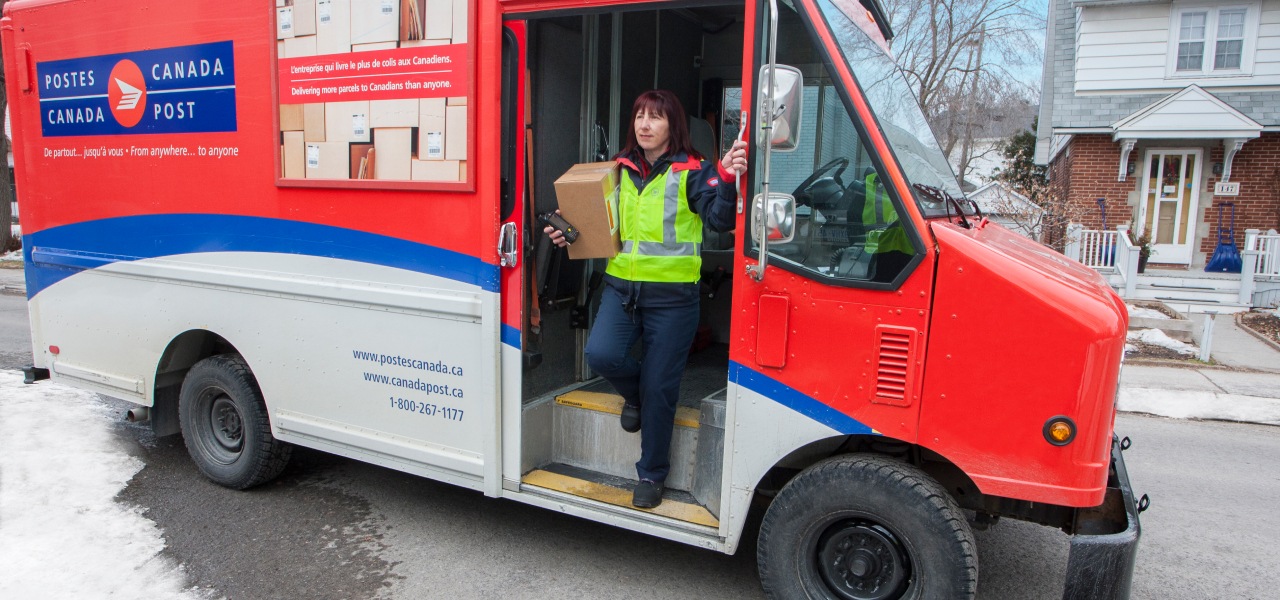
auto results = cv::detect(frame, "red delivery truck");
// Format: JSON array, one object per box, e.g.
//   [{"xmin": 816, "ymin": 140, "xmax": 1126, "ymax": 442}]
[{"xmin": 4, "ymin": 0, "xmax": 1141, "ymax": 597}]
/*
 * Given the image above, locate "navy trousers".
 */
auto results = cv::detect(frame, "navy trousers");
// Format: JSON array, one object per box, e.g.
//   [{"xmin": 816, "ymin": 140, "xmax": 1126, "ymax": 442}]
[{"xmin": 585, "ymin": 282, "xmax": 699, "ymax": 483}]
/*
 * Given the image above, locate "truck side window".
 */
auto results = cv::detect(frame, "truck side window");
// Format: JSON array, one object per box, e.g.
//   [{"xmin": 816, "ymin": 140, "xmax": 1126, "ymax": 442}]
[{"xmin": 744, "ymin": 5, "xmax": 917, "ymax": 285}]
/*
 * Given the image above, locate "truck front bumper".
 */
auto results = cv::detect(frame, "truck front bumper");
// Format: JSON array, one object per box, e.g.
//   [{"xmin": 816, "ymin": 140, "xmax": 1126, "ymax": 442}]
[{"xmin": 1062, "ymin": 435, "xmax": 1143, "ymax": 600}]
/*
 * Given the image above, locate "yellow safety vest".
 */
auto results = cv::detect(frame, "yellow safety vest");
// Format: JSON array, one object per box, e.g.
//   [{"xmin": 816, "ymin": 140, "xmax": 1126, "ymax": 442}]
[
  {"xmin": 606, "ymin": 165, "xmax": 703, "ymax": 283},
  {"xmin": 862, "ymin": 172, "xmax": 913, "ymax": 255}
]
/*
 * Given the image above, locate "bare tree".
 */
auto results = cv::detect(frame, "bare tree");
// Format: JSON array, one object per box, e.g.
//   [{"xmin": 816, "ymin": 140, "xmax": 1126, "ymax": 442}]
[{"xmin": 885, "ymin": 0, "xmax": 1043, "ymax": 184}]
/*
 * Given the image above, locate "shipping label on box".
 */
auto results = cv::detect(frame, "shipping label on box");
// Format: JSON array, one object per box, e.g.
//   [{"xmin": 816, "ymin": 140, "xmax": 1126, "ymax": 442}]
[
  {"xmin": 553, "ymin": 162, "xmax": 622, "ymax": 260},
  {"xmin": 277, "ymin": 7, "xmax": 295, "ymax": 39},
  {"xmin": 418, "ymin": 98, "xmax": 445, "ymax": 160},
  {"xmin": 351, "ymin": 0, "xmax": 400, "ymax": 45}
]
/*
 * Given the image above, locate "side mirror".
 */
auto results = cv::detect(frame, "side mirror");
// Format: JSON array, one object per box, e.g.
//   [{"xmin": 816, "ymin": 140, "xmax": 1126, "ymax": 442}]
[
  {"xmin": 751, "ymin": 193, "xmax": 797, "ymax": 244},
  {"xmin": 758, "ymin": 64, "xmax": 803, "ymax": 152}
]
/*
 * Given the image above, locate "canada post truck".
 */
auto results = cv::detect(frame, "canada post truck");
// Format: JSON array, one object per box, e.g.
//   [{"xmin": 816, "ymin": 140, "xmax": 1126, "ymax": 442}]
[{"xmin": 4, "ymin": 0, "xmax": 1141, "ymax": 597}]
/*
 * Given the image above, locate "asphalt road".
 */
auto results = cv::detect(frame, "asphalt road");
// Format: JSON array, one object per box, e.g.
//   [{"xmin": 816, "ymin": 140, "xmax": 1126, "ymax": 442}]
[{"xmin": 3, "ymin": 292, "xmax": 1277, "ymax": 599}]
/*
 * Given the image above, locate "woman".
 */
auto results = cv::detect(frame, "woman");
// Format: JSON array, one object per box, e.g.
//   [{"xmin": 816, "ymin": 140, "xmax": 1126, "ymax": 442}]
[{"xmin": 546, "ymin": 90, "xmax": 748, "ymax": 508}]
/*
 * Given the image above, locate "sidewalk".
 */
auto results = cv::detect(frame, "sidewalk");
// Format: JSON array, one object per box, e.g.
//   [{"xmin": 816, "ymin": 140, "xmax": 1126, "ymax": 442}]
[{"xmin": 0, "ymin": 263, "xmax": 25, "ymax": 296}]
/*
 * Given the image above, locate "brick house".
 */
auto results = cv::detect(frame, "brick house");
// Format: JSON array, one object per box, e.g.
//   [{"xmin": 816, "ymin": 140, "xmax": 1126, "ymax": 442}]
[{"xmin": 1035, "ymin": 0, "xmax": 1280, "ymax": 272}]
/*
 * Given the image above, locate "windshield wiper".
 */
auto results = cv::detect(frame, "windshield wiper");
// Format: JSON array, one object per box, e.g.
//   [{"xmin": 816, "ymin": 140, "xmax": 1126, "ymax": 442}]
[{"xmin": 912, "ymin": 183, "xmax": 972, "ymax": 229}]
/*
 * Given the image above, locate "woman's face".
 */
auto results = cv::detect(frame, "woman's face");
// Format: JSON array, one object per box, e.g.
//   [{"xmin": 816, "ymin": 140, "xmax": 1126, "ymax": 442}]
[{"xmin": 634, "ymin": 107, "xmax": 670, "ymax": 157}]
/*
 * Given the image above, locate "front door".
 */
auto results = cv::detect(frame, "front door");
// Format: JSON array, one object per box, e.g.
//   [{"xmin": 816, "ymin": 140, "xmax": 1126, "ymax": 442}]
[{"xmin": 1138, "ymin": 149, "xmax": 1203, "ymax": 265}]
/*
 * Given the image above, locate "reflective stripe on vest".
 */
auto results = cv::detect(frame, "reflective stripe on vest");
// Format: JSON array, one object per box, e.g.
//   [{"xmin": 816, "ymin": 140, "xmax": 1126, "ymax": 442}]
[
  {"xmin": 606, "ymin": 165, "xmax": 703, "ymax": 283},
  {"xmin": 862, "ymin": 172, "xmax": 914, "ymax": 255}
]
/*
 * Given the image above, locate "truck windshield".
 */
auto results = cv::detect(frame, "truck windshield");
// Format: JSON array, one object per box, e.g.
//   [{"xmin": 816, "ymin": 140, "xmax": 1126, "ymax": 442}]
[{"xmin": 812, "ymin": 0, "xmax": 965, "ymax": 218}]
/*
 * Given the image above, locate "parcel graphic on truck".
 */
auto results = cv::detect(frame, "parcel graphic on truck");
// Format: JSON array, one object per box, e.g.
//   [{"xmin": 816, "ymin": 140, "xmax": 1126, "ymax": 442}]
[{"xmin": 5, "ymin": 0, "xmax": 1141, "ymax": 597}]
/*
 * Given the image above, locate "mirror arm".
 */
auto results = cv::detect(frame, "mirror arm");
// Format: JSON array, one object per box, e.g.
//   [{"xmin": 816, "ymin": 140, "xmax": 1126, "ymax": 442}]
[{"xmin": 748, "ymin": 0, "xmax": 781, "ymax": 282}]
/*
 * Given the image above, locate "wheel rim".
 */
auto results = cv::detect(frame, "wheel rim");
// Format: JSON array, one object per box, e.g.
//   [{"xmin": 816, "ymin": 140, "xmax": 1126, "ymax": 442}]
[
  {"xmin": 209, "ymin": 395, "xmax": 244, "ymax": 452},
  {"xmin": 815, "ymin": 519, "xmax": 912, "ymax": 600},
  {"xmin": 193, "ymin": 388, "xmax": 244, "ymax": 465}
]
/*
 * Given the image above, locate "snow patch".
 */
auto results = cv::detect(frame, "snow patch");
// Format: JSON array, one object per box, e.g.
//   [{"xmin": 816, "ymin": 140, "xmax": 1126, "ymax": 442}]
[
  {"xmin": 0, "ymin": 371, "xmax": 202, "ymax": 599},
  {"xmin": 0, "ymin": 249, "xmax": 20, "ymax": 262},
  {"xmin": 1127, "ymin": 328, "xmax": 1197, "ymax": 355},
  {"xmin": 1126, "ymin": 304, "xmax": 1171, "ymax": 320}
]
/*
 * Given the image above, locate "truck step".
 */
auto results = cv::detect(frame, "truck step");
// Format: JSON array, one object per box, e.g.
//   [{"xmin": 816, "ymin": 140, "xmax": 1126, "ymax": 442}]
[
  {"xmin": 551, "ymin": 389, "xmax": 701, "ymax": 490},
  {"xmin": 522, "ymin": 464, "xmax": 719, "ymax": 528}
]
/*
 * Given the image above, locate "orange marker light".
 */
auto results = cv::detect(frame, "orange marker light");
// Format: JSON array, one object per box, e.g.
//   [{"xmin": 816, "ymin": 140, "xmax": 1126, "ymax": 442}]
[{"xmin": 1043, "ymin": 416, "xmax": 1076, "ymax": 446}]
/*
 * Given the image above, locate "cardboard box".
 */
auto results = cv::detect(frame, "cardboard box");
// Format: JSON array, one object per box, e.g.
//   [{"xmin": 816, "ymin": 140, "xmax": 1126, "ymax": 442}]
[
  {"xmin": 277, "ymin": 6, "xmax": 296, "ymax": 39},
  {"xmin": 370, "ymin": 99, "xmax": 419, "ymax": 128},
  {"xmin": 400, "ymin": 0, "xmax": 425, "ymax": 41},
  {"xmin": 350, "ymin": 143, "xmax": 375, "ymax": 179},
  {"xmin": 280, "ymin": 104, "xmax": 305, "ymax": 131},
  {"xmin": 411, "ymin": 159, "xmax": 460, "ymax": 181},
  {"xmin": 277, "ymin": 40, "xmax": 286, "ymax": 57},
  {"xmin": 458, "ymin": 160, "xmax": 467, "ymax": 181},
  {"xmin": 292, "ymin": 0, "xmax": 317, "ymax": 36},
  {"xmin": 352, "ymin": 41, "xmax": 397, "ymax": 52},
  {"xmin": 444, "ymin": 104, "xmax": 466, "ymax": 160},
  {"xmin": 283, "ymin": 131, "xmax": 306, "ymax": 178},
  {"xmin": 351, "ymin": 0, "xmax": 400, "ymax": 45},
  {"xmin": 451, "ymin": 0, "xmax": 467, "ymax": 44},
  {"xmin": 418, "ymin": 98, "xmax": 445, "ymax": 160},
  {"xmin": 553, "ymin": 162, "xmax": 621, "ymax": 260},
  {"xmin": 305, "ymin": 142, "xmax": 350, "ymax": 178},
  {"xmin": 325, "ymin": 101, "xmax": 370, "ymax": 142},
  {"xmin": 447, "ymin": 96, "xmax": 466, "ymax": 106},
  {"xmin": 374, "ymin": 128, "xmax": 412, "ymax": 180},
  {"xmin": 424, "ymin": 0, "xmax": 452, "ymax": 40},
  {"xmin": 304, "ymin": 103, "xmax": 326, "ymax": 141},
  {"xmin": 315, "ymin": 0, "xmax": 352, "ymax": 55},
  {"xmin": 283, "ymin": 34, "xmax": 317, "ymax": 58},
  {"xmin": 400, "ymin": 38, "xmax": 449, "ymax": 48}
]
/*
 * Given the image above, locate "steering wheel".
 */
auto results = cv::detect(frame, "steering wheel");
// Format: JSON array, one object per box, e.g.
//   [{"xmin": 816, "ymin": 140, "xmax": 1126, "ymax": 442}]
[{"xmin": 790, "ymin": 157, "xmax": 850, "ymax": 205}]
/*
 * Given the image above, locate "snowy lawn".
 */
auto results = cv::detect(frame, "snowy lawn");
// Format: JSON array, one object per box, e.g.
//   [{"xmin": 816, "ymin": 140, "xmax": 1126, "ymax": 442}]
[
  {"xmin": 0, "ymin": 249, "xmax": 20, "ymax": 262},
  {"xmin": 0, "ymin": 370, "xmax": 201, "ymax": 598}
]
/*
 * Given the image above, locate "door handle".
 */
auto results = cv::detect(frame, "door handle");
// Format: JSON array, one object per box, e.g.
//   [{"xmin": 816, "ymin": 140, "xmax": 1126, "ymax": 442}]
[{"xmin": 498, "ymin": 222, "xmax": 518, "ymax": 268}]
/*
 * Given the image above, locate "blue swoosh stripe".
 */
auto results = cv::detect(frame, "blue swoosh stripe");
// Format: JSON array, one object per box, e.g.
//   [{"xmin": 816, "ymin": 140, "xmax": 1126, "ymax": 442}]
[
  {"xmin": 501, "ymin": 324, "xmax": 521, "ymax": 349},
  {"xmin": 22, "ymin": 214, "xmax": 498, "ymax": 297},
  {"xmin": 731, "ymin": 361, "xmax": 878, "ymax": 435}
]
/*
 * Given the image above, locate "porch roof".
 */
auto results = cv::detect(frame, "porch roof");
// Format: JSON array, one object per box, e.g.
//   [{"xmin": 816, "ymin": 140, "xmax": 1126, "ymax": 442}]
[{"xmin": 1111, "ymin": 85, "xmax": 1262, "ymax": 141}]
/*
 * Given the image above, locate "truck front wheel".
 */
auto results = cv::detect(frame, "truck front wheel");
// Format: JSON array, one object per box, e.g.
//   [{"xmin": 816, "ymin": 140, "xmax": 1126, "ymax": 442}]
[
  {"xmin": 179, "ymin": 354, "xmax": 292, "ymax": 489},
  {"xmin": 757, "ymin": 455, "xmax": 977, "ymax": 600}
]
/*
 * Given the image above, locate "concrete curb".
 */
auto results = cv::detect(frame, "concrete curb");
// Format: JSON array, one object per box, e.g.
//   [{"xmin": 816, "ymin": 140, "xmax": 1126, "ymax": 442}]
[
  {"xmin": 1235, "ymin": 311, "xmax": 1280, "ymax": 353},
  {"xmin": 1119, "ymin": 388, "xmax": 1280, "ymax": 426}
]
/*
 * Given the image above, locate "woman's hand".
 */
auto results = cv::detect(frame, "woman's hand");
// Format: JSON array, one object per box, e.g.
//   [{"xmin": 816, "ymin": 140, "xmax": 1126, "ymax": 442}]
[
  {"xmin": 543, "ymin": 209, "xmax": 570, "ymax": 248},
  {"xmin": 721, "ymin": 140, "xmax": 748, "ymax": 178}
]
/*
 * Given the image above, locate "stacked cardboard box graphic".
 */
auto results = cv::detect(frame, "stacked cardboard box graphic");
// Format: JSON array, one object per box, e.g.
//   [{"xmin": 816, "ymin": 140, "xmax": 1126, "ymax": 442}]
[{"xmin": 277, "ymin": 0, "xmax": 469, "ymax": 182}]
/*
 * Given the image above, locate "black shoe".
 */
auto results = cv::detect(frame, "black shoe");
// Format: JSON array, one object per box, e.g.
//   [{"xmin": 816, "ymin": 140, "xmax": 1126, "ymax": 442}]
[
  {"xmin": 633, "ymin": 479, "xmax": 664, "ymax": 508},
  {"xmin": 620, "ymin": 404, "xmax": 641, "ymax": 433}
]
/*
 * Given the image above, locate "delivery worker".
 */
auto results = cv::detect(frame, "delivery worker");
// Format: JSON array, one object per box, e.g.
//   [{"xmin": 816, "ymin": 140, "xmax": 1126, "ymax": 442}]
[{"xmin": 546, "ymin": 90, "xmax": 747, "ymax": 508}]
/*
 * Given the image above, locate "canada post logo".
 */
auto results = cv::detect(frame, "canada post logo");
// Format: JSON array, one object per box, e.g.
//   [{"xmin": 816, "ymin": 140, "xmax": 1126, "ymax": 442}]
[{"xmin": 38, "ymin": 41, "xmax": 236, "ymax": 137}]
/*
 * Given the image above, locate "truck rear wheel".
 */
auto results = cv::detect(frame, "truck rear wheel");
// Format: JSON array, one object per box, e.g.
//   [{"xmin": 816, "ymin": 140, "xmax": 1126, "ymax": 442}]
[
  {"xmin": 757, "ymin": 455, "xmax": 977, "ymax": 600},
  {"xmin": 179, "ymin": 354, "xmax": 291, "ymax": 489}
]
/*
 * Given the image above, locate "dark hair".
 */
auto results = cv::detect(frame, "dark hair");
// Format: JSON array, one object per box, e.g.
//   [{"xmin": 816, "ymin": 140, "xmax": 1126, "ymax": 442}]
[{"xmin": 617, "ymin": 90, "xmax": 703, "ymax": 161}]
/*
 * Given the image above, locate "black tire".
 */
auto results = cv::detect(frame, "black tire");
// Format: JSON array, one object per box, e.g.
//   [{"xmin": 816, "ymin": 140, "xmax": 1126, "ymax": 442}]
[
  {"xmin": 757, "ymin": 455, "xmax": 977, "ymax": 600},
  {"xmin": 179, "ymin": 354, "xmax": 292, "ymax": 489}
]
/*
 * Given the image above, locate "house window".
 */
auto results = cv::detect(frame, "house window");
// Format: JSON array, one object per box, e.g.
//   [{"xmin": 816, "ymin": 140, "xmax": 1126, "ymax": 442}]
[{"xmin": 1170, "ymin": 5, "xmax": 1257, "ymax": 76}]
